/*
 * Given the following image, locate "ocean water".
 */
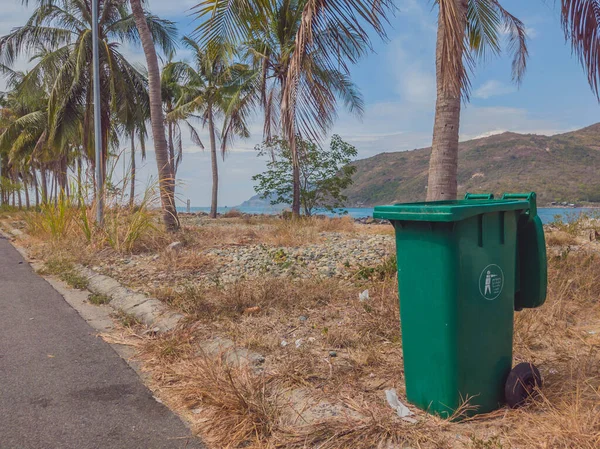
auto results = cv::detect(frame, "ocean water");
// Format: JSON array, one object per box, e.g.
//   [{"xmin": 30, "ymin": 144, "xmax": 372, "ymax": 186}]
[{"xmin": 180, "ymin": 205, "xmax": 596, "ymax": 225}]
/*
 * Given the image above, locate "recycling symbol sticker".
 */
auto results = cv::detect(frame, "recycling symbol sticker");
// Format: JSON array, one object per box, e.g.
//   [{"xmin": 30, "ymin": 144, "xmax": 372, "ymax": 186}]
[{"xmin": 479, "ymin": 264, "xmax": 504, "ymax": 301}]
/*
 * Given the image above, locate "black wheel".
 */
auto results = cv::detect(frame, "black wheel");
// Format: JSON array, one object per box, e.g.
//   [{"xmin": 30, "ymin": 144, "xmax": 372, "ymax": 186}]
[{"xmin": 505, "ymin": 362, "xmax": 542, "ymax": 408}]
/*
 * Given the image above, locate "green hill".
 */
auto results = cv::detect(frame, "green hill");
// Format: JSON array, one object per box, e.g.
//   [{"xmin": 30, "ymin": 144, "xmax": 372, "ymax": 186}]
[{"xmin": 344, "ymin": 124, "xmax": 600, "ymax": 206}]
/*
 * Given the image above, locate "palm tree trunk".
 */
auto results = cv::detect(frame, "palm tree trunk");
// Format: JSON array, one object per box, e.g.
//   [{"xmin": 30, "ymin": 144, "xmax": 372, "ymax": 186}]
[
  {"xmin": 208, "ymin": 105, "xmax": 219, "ymax": 219},
  {"xmin": 77, "ymin": 158, "xmax": 82, "ymax": 206},
  {"xmin": 52, "ymin": 174, "xmax": 58, "ymax": 206},
  {"xmin": 40, "ymin": 167, "xmax": 48, "ymax": 204},
  {"xmin": 130, "ymin": 132, "xmax": 136, "ymax": 208},
  {"xmin": 426, "ymin": 0, "xmax": 468, "ymax": 201},
  {"xmin": 33, "ymin": 168, "xmax": 39, "ymax": 206},
  {"xmin": 24, "ymin": 176, "xmax": 30, "ymax": 209},
  {"xmin": 130, "ymin": 0, "xmax": 179, "ymax": 231},
  {"xmin": 16, "ymin": 175, "xmax": 22, "ymax": 210},
  {"xmin": 168, "ymin": 120, "xmax": 175, "ymax": 175},
  {"xmin": 291, "ymin": 139, "xmax": 301, "ymax": 217}
]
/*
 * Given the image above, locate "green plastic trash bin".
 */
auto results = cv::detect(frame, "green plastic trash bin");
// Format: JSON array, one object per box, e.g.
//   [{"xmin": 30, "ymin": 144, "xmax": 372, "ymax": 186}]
[{"xmin": 373, "ymin": 192, "xmax": 547, "ymax": 418}]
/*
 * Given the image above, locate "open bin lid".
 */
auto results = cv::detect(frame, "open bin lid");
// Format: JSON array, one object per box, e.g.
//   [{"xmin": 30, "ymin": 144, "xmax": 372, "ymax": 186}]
[
  {"xmin": 373, "ymin": 197, "xmax": 531, "ymax": 223},
  {"xmin": 374, "ymin": 192, "xmax": 547, "ymax": 310}
]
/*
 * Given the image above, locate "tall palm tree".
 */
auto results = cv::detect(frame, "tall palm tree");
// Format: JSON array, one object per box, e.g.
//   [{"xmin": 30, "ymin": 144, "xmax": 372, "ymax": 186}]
[
  {"xmin": 130, "ymin": 0, "xmax": 180, "ymax": 231},
  {"xmin": 160, "ymin": 52, "xmax": 204, "ymax": 179},
  {"xmin": 426, "ymin": 0, "xmax": 528, "ymax": 201},
  {"xmin": 169, "ymin": 37, "xmax": 255, "ymax": 218},
  {"xmin": 194, "ymin": 0, "xmax": 393, "ymax": 217},
  {"xmin": 119, "ymin": 80, "xmax": 149, "ymax": 208}
]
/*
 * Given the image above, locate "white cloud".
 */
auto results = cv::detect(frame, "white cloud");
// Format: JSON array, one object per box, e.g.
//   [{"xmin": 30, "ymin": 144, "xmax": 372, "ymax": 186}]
[
  {"xmin": 473, "ymin": 80, "xmax": 516, "ymax": 99},
  {"xmin": 389, "ymin": 37, "xmax": 436, "ymax": 109}
]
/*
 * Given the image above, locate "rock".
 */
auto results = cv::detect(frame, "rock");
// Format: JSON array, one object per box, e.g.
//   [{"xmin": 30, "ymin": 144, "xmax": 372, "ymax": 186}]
[
  {"xmin": 329, "ymin": 351, "xmax": 337, "ymax": 357},
  {"xmin": 225, "ymin": 348, "xmax": 265, "ymax": 368},
  {"xmin": 198, "ymin": 337, "xmax": 236, "ymax": 356},
  {"xmin": 167, "ymin": 241, "xmax": 183, "ymax": 252}
]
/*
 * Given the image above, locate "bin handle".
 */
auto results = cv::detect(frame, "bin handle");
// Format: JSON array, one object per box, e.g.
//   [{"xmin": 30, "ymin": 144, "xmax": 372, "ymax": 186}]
[
  {"xmin": 464, "ymin": 193, "xmax": 495, "ymax": 200},
  {"xmin": 501, "ymin": 192, "xmax": 537, "ymax": 218}
]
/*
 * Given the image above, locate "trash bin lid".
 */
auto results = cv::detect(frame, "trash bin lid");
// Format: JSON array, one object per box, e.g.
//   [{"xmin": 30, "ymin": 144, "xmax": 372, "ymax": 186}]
[{"xmin": 373, "ymin": 199, "xmax": 531, "ymax": 223}]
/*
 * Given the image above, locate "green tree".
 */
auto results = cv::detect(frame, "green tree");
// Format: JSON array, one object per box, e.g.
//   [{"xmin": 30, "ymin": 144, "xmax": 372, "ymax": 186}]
[
  {"xmin": 253, "ymin": 134, "xmax": 357, "ymax": 216},
  {"xmin": 194, "ymin": 0, "xmax": 393, "ymax": 217}
]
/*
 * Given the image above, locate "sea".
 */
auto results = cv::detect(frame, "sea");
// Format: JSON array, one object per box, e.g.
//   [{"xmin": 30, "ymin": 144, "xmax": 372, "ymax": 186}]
[{"xmin": 180, "ymin": 206, "xmax": 597, "ymax": 225}]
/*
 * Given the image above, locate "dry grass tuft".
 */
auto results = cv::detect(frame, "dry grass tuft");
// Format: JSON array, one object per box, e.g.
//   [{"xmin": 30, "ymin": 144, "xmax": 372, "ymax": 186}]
[
  {"xmin": 155, "ymin": 277, "xmax": 343, "ymax": 320},
  {"xmin": 222, "ymin": 209, "xmax": 243, "ymax": 218},
  {"xmin": 276, "ymin": 400, "xmax": 451, "ymax": 449},
  {"xmin": 545, "ymin": 230, "xmax": 579, "ymax": 246},
  {"xmin": 266, "ymin": 216, "xmax": 356, "ymax": 246},
  {"xmin": 139, "ymin": 334, "xmax": 282, "ymax": 448}
]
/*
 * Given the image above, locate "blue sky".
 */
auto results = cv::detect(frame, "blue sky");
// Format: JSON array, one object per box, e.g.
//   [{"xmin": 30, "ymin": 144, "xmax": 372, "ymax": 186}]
[{"xmin": 2, "ymin": 0, "xmax": 599, "ymax": 206}]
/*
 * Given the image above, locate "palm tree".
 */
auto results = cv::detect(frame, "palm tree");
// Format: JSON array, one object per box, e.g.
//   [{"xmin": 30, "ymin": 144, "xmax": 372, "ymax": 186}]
[
  {"xmin": 0, "ymin": 68, "xmax": 56, "ymax": 205},
  {"xmin": 160, "ymin": 52, "xmax": 204, "ymax": 179},
  {"xmin": 194, "ymin": 0, "xmax": 393, "ymax": 217},
  {"xmin": 169, "ymin": 37, "xmax": 255, "ymax": 218},
  {"xmin": 119, "ymin": 81, "xmax": 149, "ymax": 208},
  {"xmin": 0, "ymin": 0, "xmax": 177, "ymax": 213},
  {"xmin": 130, "ymin": 0, "xmax": 180, "ymax": 231},
  {"xmin": 426, "ymin": 0, "xmax": 528, "ymax": 201}
]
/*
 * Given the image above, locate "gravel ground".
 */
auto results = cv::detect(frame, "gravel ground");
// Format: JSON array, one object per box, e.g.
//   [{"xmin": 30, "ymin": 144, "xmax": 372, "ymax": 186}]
[
  {"xmin": 206, "ymin": 232, "xmax": 395, "ymax": 283},
  {"xmin": 92, "ymin": 231, "xmax": 396, "ymax": 290}
]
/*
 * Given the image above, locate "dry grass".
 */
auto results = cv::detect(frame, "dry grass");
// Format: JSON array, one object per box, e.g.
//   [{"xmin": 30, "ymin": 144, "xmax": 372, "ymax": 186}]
[
  {"xmin": 7, "ymin": 207, "xmax": 600, "ymax": 448},
  {"xmin": 545, "ymin": 230, "xmax": 579, "ymax": 246},
  {"xmin": 178, "ymin": 214, "xmax": 357, "ymax": 248},
  {"xmin": 139, "ymin": 331, "xmax": 282, "ymax": 448},
  {"xmin": 134, "ymin": 239, "xmax": 600, "ymax": 448}
]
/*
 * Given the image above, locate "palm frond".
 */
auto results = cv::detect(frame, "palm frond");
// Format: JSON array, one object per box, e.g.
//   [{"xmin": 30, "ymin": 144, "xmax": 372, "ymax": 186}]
[{"xmin": 562, "ymin": 0, "xmax": 600, "ymax": 98}]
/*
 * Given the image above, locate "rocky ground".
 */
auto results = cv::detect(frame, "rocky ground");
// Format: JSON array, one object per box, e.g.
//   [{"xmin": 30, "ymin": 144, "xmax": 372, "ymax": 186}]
[
  {"xmin": 87, "ymin": 220, "xmax": 395, "ymax": 293},
  {"xmin": 205, "ymin": 232, "xmax": 394, "ymax": 282}
]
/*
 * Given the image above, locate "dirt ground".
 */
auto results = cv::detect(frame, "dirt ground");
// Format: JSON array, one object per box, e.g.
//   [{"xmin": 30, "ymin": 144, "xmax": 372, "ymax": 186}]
[{"xmin": 2, "ymin": 210, "xmax": 600, "ymax": 448}]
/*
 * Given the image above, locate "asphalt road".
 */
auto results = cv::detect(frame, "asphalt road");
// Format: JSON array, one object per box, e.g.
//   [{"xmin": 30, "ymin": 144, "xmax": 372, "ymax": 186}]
[{"xmin": 0, "ymin": 236, "xmax": 202, "ymax": 449}]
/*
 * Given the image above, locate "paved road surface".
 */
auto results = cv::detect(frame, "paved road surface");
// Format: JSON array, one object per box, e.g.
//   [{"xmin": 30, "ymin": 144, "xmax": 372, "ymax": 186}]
[{"xmin": 0, "ymin": 236, "xmax": 203, "ymax": 449}]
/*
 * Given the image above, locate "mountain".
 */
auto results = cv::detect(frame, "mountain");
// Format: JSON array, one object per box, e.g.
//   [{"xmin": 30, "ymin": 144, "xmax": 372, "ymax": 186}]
[
  {"xmin": 344, "ymin": 124, "xmax": 600, "ymax": 206},
  {"xmin": 236, "ymin": 194, "xmax": 289, "ymax": 210}
]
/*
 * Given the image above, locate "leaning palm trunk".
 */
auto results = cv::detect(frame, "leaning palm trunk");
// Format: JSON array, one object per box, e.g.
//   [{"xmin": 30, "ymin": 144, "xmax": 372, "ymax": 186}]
[
  {"xmin": 130, "ymin": 0, "xmax": 179, "ymax": 231},
  {"xmin": 427, "ymin": 0, "xmax": 468, "ymax": 201},
  {"xmin": 208, "ymin": 106, "xmax": 219, "ymax": 219}
]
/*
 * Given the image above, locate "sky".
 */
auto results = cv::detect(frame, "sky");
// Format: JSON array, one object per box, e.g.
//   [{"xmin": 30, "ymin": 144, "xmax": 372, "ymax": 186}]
[{"xmin": 1, "ymin": 0, "xmax": 599, "ymax": 206}]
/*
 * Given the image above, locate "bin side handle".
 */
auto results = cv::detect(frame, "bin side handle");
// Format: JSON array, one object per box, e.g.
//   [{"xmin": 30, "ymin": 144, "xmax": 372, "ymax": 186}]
[
  {"xmin": 501, "ymin": 192, "xmax": 537, "ymax": 218},
  {"xmin": 464, "ymin": 193, "xmax": 495, "ymax": 200}
]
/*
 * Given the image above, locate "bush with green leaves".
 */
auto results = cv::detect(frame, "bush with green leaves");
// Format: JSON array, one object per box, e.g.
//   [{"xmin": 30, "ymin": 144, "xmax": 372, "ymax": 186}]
[{"xmin": 252, "ymin": 135, "xmax": 357, "ymax": 216}]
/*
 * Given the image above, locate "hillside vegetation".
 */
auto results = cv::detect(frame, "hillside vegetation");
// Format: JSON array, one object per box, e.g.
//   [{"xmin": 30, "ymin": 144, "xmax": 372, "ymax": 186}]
[{"xmin": 345, "ymin": 123, "xmax": 600, "ymax": 206}]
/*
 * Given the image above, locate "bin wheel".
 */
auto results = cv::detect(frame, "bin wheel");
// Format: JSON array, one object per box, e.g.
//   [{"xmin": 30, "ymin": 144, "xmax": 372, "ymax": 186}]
[{"xmin": 505, "ymin": 362, "xmax": 542, "ymax": 408}]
